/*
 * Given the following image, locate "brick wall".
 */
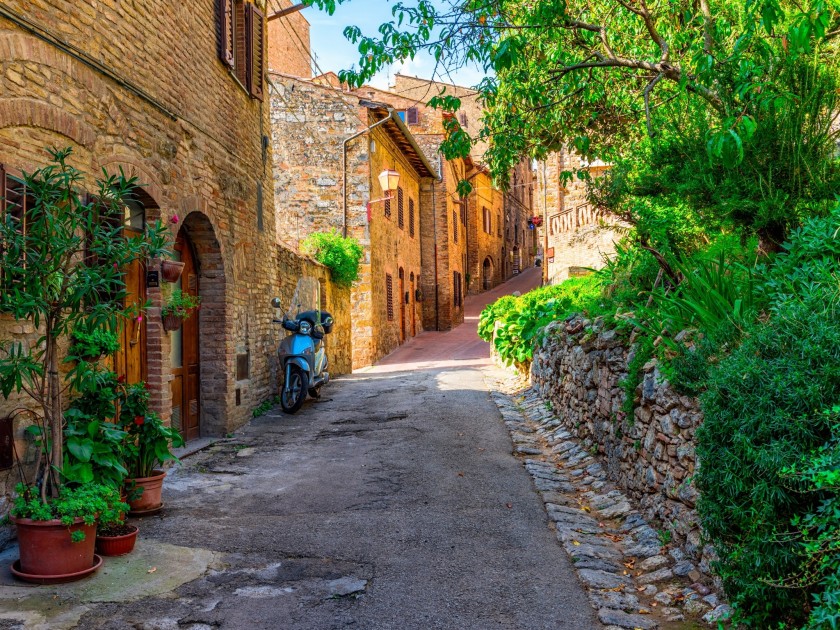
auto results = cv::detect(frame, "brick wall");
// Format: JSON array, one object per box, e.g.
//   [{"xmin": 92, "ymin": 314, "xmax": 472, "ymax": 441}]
[
  {"xmin": 0, "ymin": 0, "xmax": 280, "ymax": 538},
  {"xmin": 266, "ymin": 1, "xmax": 312, "ymax": 78},
  {"xmin": 467, "ymin": 169, "xmax": 505, "ymax": 295}
]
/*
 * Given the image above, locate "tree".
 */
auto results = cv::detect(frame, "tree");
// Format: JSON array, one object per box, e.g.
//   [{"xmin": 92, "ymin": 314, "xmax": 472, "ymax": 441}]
[
  {"xmin": 307, "ymin": 0, "xmax": 840, "ymax": 249},
  {"xmin": 0, "ymin": 148, "xmax": 168, "ymax": 502}
]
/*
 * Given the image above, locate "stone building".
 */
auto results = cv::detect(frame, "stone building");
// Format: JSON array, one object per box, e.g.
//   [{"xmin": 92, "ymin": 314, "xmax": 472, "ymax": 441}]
[
  {"xmin": 0, "ymin": 0, "xmax": 284, "ymax": 515},
  {"xmin": 535, "ymin": 150, "xmax": 620, "ymax": 284},
  {"xmin": 504, "ymin": 158, "xmax": 538, "ymax": 278},
  {"xmin": 467, "ymin": 164, "xmax": 506, "ymax": 294},
  {"xmin": 266, "ymin": 0, "xmax": 312, "ymax": 78},
  {"xmin": 269, "ymin": 74, "xmax": 436, "ymax": 368}
]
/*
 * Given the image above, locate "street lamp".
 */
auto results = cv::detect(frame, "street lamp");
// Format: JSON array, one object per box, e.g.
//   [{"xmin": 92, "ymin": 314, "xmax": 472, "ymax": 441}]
[{"xmin": 367, "ymin": 169, "xmax": 401, "ymax": 222}]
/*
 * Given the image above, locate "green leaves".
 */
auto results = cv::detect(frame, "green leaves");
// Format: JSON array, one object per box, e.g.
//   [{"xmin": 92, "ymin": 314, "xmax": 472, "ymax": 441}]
[{"xmin": 301, "ymin": 230, "xmax": 363, "ymax": 287}]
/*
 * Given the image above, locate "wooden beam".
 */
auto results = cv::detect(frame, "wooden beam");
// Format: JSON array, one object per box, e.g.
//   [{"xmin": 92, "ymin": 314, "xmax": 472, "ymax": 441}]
[{"xmin": 267, "ymin": 3, "xmax": 306, "ymax": 21}]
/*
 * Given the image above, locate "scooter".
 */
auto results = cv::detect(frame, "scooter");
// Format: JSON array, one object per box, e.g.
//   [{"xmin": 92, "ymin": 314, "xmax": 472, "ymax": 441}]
[{"xmin": 271, "ymin": 277, "xmax": 334, "ymax": 414}]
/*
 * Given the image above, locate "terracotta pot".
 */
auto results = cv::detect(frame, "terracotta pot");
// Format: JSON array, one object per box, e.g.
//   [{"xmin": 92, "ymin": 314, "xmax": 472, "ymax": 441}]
[
  {"xmin": 96, "ymin": 525, "xmax": 138, "ymax": 556},
  {"xmin": 160, "ymin": 260, "xmax": 185, "ymax": 283},
  {"xmin": 11, "ymin": 515, "xmax": 97, "ymax": 578},
  {"xmin": 162, "ymin": 313, "xmax": 183, "ymax": 332},
  {"xmin": 126, "ymin": 469, "xmax": 166, "ymax": 512}
]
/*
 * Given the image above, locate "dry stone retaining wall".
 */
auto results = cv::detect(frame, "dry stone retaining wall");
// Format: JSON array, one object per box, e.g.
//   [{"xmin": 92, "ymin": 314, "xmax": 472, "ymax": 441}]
[{"xmin": 529, "ymin": 316, "xmax": 715, "ymax": 579}]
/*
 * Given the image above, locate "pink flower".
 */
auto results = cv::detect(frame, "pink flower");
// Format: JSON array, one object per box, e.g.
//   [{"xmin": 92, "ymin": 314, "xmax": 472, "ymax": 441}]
[
  {"xmin": 137, "ymin": 315, "xmax": 143, "ymax": 322},
  {"xmin": 170, "ymin": 214, "xmax": 179, "ymax": 224},
  {"xmin": 113, "ymin": 263, "xmax": 118, "ymax": 269}
]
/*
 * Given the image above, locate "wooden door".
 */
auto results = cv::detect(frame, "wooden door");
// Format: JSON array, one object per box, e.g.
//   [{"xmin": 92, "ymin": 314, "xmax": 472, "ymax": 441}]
[
  {"xmin": 398, "ymin": 268, "xmax": 406, "ymax": 343},
  {"xmin": 114, "ymin": 233, "xmax": 147, "ymax": 385},
  {"xmin": 170, "ymin": 235, "xmax": 201, "ymax": 442},
  {"xmin": 409, "ymin": 273, "xmax": 416, "ymax": 337}
]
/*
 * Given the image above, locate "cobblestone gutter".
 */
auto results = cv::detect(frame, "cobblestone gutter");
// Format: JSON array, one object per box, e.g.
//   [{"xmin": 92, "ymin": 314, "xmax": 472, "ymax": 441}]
[{"xmin": 486, "ymin": 370, "xmax": 732, "ymax": 629}]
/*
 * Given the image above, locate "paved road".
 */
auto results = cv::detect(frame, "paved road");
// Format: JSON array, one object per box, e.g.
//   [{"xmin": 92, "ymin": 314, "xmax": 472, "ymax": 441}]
[{"xmin": 60, "ymin": 267, "xmax": 600, "ymax": 629}]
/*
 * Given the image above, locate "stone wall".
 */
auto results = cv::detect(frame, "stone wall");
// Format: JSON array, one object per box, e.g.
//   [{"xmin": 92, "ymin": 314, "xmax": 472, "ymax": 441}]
[{"xmin": 530, "ymin": 317, "xmax": 713, "ymax": 577}]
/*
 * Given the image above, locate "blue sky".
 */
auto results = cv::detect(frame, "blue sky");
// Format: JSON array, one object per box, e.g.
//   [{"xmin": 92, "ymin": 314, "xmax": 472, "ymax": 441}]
[{"xmin": 301, "ymin": 0, "xmax": 487, "ymax": 90}]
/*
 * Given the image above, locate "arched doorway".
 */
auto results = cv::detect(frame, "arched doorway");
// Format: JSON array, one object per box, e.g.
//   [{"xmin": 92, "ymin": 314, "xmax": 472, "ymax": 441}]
[
  {"xmin": 482, "ymin": 257, "xmax": 493, "ymax": 291},
  {"xmin": 114, "ymin": 187, "xmax": 157, "ymax": 386},
  {"xmin": 170, "ymin": 230, "xmax": 201, "ymax": 441}
]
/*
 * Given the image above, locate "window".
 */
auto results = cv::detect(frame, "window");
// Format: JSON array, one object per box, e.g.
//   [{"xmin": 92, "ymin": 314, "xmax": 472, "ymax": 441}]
[
  {"xmin": 396, "ymin": 110, "xmax": 406, "ymax": 122},
  {"xmin": 384, "ymin": 196, "xmax": 391, "ymax": 218},
  {"xmin": 458, "ymin": 111, "xmax": 468, "ymax": 128},
  {"xmin": 482, "ymin": 207, "xmax": 492, "ymax": 234},
  {"xmin": 408, "ymin": 198, "xmax": 415, "ymax": 238},
  {"xmin": 453, "ymin": 210, "xmax": 458, "ymax": 243},
  {"xmin": 460, "ymin": 200, "xmax": 467, "ymax": 226},
  {"xmin": 386, "ymin": 274, "xmax": 394, "ymax": 320},
  {"xmin": 497, "ymin": 213, "xmax": 502, "ymax": 237},
  {"xmin": 407, "ymin": 107, "xmax": 419, "ymax": 125},
  {"xmin": 0, "ymin": 165, "xmax": 30, "ymax": 302},
  {"xmin": 397, "ymin": 187, "xmax": 404, "ymax": 229},
  {"xmin": 218, "ymin": 0, "xmax": 265, "ymax": 100}
]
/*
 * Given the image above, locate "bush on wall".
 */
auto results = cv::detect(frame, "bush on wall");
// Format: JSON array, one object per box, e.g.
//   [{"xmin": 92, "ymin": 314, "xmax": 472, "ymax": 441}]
[{"xmin": 301, "ymin": 230, "xmax": 363, "ymax": 288}]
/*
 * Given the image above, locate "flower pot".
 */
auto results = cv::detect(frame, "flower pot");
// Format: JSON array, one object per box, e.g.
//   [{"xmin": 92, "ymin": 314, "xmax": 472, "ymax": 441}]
[
  {"xmin": 11, "ymin": 515, "xmax": 98, "ymax": 581},
  {"xmin": 162, "ymin": 313, "xmax": 183, "ymax": 332},
  {"xmin": 160, "ymin": 260, "xmax": 185, "ymax": 283},
  {"xmin": 96, "ymin": 524, "xmax": 138, "ymax": 556},
  {"xmin": 126, "ymin": 469, "xmax": 166, "ymax": 513}
]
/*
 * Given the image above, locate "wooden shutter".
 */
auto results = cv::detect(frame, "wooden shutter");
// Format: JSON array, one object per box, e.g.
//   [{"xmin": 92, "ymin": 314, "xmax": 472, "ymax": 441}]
[
  {"xmin": 409, "ymin": 198, "xmax": 415, "ymax": 237},
  {"xmin": 234, "ymin": 0, "xmax": 247, "ymax": 85},
  {"xmin": 453, "ymin": 210, "xmax": 458, "ymax": 242},
  {"xmin": 0, "ymin": 165, "xmax": 28, "ymax": 305},
  {"xmin": 386, "ymin": 274, "xmax": 394, "ymax": 321},
  {"xmin": 246, "ymin": 3, "xmax": 265, "ymax": 100},
  {"xmin": 384, "ymin": 196, "xmax": 391, "ymax": 218},
  {"xmin": 397, "ymin": 187, "xmax": 404, "ymax": 229},
  {"xmin": 407, "ymin": 107, "xmax": 419, "ymax": 125},
  {"xmin": 218, "ymin": 0, "xmax": 235, "ymax": 68}
]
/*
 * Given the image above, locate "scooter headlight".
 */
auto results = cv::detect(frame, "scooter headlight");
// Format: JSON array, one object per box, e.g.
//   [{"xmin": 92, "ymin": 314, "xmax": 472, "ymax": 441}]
[{"xmin": 298, "ymin": 320, "xmax": 312, "ymax": 335}]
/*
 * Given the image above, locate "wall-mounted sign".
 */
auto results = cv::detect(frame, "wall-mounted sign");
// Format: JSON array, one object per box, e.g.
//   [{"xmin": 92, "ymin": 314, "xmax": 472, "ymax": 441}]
[
  {"xmin": 547, "ymin": 247, "xmax": 555, "ymax": 258},
  {"xmin": 146, "ymin": 270, "xmax": 160, "ymax": 288}
]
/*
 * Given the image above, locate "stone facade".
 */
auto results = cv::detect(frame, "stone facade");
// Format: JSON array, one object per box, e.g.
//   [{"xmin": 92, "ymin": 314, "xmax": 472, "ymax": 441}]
[
  {"xmin": 535, "ymin": 150, "xmax": 623, "ymax": 284},
  {"xmin": 529, "ymin": 317, "xmax": 714, "ymax": 577},
  {"xmin": 266, "ymin": 1, "xmax": 312, "ymax": 78},
  {"xmin": 270, "ymin": 74, "xmax": 434, "ymax": 368},
  {"xmin": 0, "ymin": 0, "xmax": 293, "ymax": 537},
  {"xmin": 467, "ymin": 167, "xmax": 505, "ymax": 294}
]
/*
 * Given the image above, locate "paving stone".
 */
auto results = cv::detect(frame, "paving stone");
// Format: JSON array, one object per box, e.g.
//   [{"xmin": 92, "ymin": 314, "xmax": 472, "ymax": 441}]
[
  {"xmin": 571, "ymin": 557, "xmax": 622, "ymax": 572},
  {"xmin": 598, "ymin": 500, "xmax": 632, "ymax": 519},
  {"xmin": 637, "ymin": 568, "xmax": 674, "ymax": 585},
  {"xmin": 638, "ymin": 555, "xmax": 668, "ymax": 572},
  {"xmin": 673, "ymin": 560, "xmax": 696, "ymax": 576},
  {"xmin": 590, "ymin": 591, "xmax": 640, "ymax": 611},
  {"xmin": 597, "ymin": 608, "xmax": 658, "ymax": 629},
  {"xmin": 703, "ymin": 604, "xmax": 733, "ymax": 623},
  {"xmin": 653, "ymin": 591, "xmax": 673, "ymax": 605}
]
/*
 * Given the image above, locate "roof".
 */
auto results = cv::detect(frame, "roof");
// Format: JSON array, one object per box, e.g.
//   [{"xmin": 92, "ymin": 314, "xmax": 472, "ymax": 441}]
[{"xmin": 360, "ymin": 101, "xmax": 438, "ymax": 180}]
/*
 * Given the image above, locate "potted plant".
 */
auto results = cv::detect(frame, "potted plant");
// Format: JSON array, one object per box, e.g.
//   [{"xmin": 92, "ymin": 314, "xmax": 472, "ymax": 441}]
[
  {"xmin": 0, "ymin": 148, "xmax": 169, "ymax": 582},
  {"xmin": 94, "ymin": 489, "xmax": 137, "ymax": 557},
  {"xmin": 69, "ymin": 324, "xmax": 121, "ymax": 362},
  {"xmin": 160, "ymin": 214, "xmax": 184, "ymax": 282},
  {"xmin": 161, "ymin": 288, "xmax": 201, "ymax": 332},
  {"xmin": 119, "ymin": 382, "xmax": 184, "ymax": 514},
  {"xmin": 8, "ymin": 483, "xmax": 126, "ymax": 583}
]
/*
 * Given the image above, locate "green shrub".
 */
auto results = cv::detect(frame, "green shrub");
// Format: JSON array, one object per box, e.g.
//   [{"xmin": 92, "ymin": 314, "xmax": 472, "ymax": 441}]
[
  {"xmin": 70, "ymin": 325, "xmax": 121, "ymax": 361},
  {"xmin": 696, "ymin": 209, "xmax": 840, "ymax": 628},
  {"xmin": 479, "ymin": 275, "xmax": 603, "ymax": 365},
  {"xmin": 301, "ymin": 230, "xmax": 363, "ymax": 287}
]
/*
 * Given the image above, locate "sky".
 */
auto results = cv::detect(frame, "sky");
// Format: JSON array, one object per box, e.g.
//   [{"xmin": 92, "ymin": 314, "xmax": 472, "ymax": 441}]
[{"xmin": 300, "ymin": 0, "xmax": 488, "ymax": 90}]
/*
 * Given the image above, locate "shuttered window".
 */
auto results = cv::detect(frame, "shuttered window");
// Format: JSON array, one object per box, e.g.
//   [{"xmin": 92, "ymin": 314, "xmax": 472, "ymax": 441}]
[
  {"xmin": 218, "ymin": 0, "xmax": 265, "ymax": 100},
  {"xmin": 497, "ymin": 213, "xmax": 502, "ymax": 237},
  {"xmin": 453, "ymin": 271, "xmax": 462, "ymax": 310},
  {"xmin": 386, "ymin": 274, "xmax": 394, "ymax": 321},
  {"xmin": 218, "ymin": 0, "xmax": 235, "ymax": 68},
  {"xmin": 407, "ymin": 107, "xmax": 419, "ymax": 125},
  {"xmin": 453, "ymin": 210, "xmax": 458, "ymax": 243},
  {"xmin": 408, "ymin": 198, "xmax": 415, "ymax": 238},
  {"xmin": 397, "ymin": 187, "xmax": 404, "ymax": 229},
  {"xmin": 384, "ymin": 196, "xmax": 391, "ymax": 218},
  {"xmin": 245, "ymin": 3, "xmax": 265, "ymax": 100},
  {"xmin": 0, "ymin": 165, "xmax": 30, "ymax": 307}
]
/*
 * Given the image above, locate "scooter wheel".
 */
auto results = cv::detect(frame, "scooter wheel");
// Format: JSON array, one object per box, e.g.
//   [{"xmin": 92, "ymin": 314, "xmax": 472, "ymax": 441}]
[{"xmin": 281, "ymin": 365, "xmax": 308, "ymax": 414}]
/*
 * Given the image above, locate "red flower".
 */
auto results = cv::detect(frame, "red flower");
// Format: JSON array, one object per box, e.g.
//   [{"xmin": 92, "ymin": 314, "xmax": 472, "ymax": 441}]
[
  {"xmin": 170, "ymin": 214, "xmax": 180, "ymax": 224},
  {"xmin": 134, "ymin": 415, "xmax": 145, "ymax": 426},
  {"xmin": 117, "ymin": 375, "xmax": 126, "ymax": 383}
]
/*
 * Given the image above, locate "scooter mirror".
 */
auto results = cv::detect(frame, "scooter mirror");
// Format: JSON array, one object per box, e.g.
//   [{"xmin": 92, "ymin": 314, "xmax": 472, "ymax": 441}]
[{"xmin": 270, "ymin": 297, "xmax": 282, "ymax": 309}]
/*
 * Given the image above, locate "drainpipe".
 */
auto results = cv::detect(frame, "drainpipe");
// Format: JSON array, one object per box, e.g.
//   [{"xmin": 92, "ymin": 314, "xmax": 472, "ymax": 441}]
[
  {"xmin": 433, "ymin": 153, "xmax": 441, "ymax": 331},
  {"xmin": 341, "ymin": 112, "xmax": 393, "ymax": 238},
  {"xmin": 542, "ymin": 160, "xmax": 549, "ymax": 286}
]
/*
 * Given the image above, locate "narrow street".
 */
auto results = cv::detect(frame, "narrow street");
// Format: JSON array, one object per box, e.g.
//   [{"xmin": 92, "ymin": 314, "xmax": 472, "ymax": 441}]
[{"xmin": 0, "ymin": 268, "xmax": 600, "ymax": 629}]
